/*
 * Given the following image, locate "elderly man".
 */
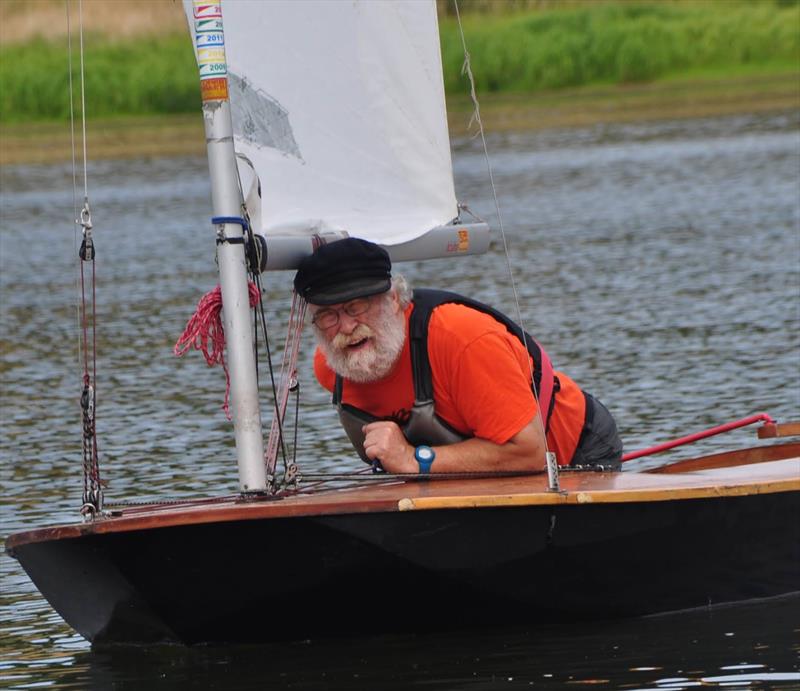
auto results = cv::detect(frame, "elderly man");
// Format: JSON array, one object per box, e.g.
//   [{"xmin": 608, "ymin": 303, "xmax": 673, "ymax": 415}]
[{"xmin": 294, "ymin": 238, "xmax": 622, "ymax": 474}]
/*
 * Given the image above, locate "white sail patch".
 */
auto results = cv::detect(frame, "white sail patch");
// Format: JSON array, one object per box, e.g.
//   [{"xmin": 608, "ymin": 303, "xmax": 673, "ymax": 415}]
[{"xmin": 228, "ymin": 72, "xmax": 302, "ymax": 160}]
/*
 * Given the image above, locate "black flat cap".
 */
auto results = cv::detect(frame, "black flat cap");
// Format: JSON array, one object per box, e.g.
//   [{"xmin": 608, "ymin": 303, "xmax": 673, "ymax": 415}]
[{"xmin": 293, "ymin": 238, "xmax": 392, "ymax": 305}]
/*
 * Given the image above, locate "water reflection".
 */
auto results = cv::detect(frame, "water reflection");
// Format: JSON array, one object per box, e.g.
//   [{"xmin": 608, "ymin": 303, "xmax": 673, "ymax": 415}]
[
  {"xmin": 1, "ymin": 110, "xmax": 799, "ymax": 687},
  {"xmin": 1, "ymin": 596, "xmax": 798, "ymax": 690}
]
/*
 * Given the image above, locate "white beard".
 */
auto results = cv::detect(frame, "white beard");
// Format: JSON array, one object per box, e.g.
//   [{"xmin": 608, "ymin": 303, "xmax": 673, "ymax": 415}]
[{"xmin": 317, "ymin": 298, "xmax": 406, "ymax": 383}]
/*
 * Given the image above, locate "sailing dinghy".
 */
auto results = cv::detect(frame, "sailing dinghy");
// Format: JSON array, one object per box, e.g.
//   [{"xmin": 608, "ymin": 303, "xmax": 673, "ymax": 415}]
[{"xmin": 6, "ymin": 0, "xmax": 800, "ymax": 646}]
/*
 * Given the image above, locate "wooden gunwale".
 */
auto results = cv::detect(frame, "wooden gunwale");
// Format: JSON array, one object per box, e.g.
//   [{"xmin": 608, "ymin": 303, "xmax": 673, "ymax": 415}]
[
  {"xmin": 648, "ymin": 440, "xmax": 800, "ymax": 473},
  {"xmin": 6, "ymin": 451, "xmax": 798, "ymax": 552},
  {"xmin": 399, "ymin": 461, "xmax": 799, "ymax": 511}
]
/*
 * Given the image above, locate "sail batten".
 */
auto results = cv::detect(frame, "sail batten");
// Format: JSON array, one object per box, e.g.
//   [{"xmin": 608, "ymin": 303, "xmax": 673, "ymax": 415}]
[{"xmin": 184, "ymin": 0, "xmax": 459, "ymax": 246}]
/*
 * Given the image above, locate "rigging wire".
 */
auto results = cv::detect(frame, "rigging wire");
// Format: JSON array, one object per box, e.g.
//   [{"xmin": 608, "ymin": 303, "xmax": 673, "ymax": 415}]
[
  {"xmin": 453, "ymin": 0, "xmax": 555, "ymax": 470},
  {"xmin": 230, "ymin": 161, "xmax": 308, "ymax": 490},
  {"xmin": 263, "ymin": 291, "xmax": 306, "ymax": 484},
  {"xmin": 102, "ymin": 464, "xmax": 616, "ymax": 511},
  {"xmin": 78, "ymin": 0, "xmax": 89, "ymax": 202},
  {"xmin": 67, "ymin": 1, "xmax": 80, "ymax": 362},
  {"xmin": 231, "ymin": 172, "xmax": 293, "ymax": 484},
  {"xmin": 230, "ymin": 173, "xmax": 285, "ymax": 458},
  {"xmin": 67, "ymin": 0, "xmax": 103, "ymax": 517},
  {"xmin": 251, "ymin": 271, "xmax": 292, "ymax": 477}
]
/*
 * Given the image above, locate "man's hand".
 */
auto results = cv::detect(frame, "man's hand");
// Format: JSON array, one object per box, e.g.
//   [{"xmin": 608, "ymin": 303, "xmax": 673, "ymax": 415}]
[
  {"xmin": 362, "ymin": 421, "xmax": 417, "ymax": 473},
  {"xmin": 362, "ymin": 416, "xmax": 546, "ymax": 474}
]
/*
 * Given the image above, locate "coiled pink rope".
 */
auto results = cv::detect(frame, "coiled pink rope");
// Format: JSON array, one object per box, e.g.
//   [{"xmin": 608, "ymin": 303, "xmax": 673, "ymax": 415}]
[{"xmin": 174, "ymin": 283, "xmax": 260, "ymax": 419}]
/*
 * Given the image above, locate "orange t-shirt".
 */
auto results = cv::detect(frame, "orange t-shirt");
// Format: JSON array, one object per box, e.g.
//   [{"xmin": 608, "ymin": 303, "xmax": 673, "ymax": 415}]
[{"xmin": 314, "ymin": 302, "xmax": 586, "ymax": 465}]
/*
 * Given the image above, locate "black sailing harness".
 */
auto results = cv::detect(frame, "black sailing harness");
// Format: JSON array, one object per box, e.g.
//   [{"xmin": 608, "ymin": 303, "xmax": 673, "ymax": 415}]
[{"xmin": 333, "ymin": 289, "xmax": 559, "ymax": 464}]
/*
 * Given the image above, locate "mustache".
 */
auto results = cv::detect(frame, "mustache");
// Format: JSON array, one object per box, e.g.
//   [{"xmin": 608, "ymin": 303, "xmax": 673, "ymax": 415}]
[{"xmin": 330, "ymin": 324, "xmax": 374, "ymax": 351}]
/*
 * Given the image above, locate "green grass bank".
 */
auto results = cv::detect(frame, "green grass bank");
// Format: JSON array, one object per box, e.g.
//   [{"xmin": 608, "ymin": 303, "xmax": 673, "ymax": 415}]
[
  {"xmin": 1, "ymin": 0, "xmax": 798, "ymax": 124},
  {"xmin": 439, "ymin": 0, "xmax": 799, "ymax": 92}
]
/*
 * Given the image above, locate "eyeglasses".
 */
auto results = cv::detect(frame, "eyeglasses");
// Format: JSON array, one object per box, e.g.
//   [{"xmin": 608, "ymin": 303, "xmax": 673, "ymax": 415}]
[{"xmin": 311, "ymin": 297, "xmax": 372, "ymax": 329}]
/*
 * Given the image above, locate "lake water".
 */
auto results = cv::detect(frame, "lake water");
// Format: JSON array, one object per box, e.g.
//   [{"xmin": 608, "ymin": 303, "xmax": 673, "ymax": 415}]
[{"xmin": 1, "ymin": 110, "xmax": 799, "ymax": 689}]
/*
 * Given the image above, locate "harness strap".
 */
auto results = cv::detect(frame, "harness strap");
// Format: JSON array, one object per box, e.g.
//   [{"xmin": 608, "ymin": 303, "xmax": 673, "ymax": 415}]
[
  {"xmin": 409, "ymin": 289, "xmax": 558, "ymax": 432},
  {"xmin": 333, "ymin": 372, "xmax": 343, "ymax": 405},
  {"xmin": 536, "ymin": 346, "xmax": 556, "ymax": 433},
  {"xmin": 409, "ymin": 297, "xmax": 433, "ymax": 403}
]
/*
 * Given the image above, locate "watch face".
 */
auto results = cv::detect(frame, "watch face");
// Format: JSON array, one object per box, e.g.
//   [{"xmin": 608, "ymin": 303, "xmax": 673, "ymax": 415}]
[{"xmin": 417, "ymin": 446, "xmax": 434, "ymax": 461}]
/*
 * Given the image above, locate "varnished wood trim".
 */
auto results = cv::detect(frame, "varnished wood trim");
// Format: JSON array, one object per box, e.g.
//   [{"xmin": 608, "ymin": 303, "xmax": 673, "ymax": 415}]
[
  {"xmin": 648, "ymin": 442, "xmax": 800, "ymax": 473},
  {"xmin": 5, "ymin": 495, "xmax": 404, "ymax": 550},
  {"xmin": 397, "ymin": 476, "xmax": 800, "ymax": 511},
  {"xmin": 759, "ymin": 421, "xmax": 800, "ymax": 439}
]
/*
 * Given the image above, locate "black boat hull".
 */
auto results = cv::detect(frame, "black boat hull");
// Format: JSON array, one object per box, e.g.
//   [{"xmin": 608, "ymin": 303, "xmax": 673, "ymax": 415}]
[{"xmin": 11, "ymin": 488, "xmax": 800, "ymax": 645}]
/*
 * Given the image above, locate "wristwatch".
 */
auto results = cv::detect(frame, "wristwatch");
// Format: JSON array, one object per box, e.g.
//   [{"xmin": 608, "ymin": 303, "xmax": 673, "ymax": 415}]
[{"xmin": 414, "ymin": 445, "xmax": 435, "ymax": 474}]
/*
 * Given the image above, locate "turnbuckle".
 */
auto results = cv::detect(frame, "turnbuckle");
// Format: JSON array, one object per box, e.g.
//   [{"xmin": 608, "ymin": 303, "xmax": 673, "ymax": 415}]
[
  {"xmin": 546, "ymin": 451, "xmax": 560, "ymax": 492},
  {"xmin": 81, "ymin": 383, "xmax": 95, "ymax": 422},
  {"xmin": 78, "ymin": 200, "xmax": 94, "ymax": 261}
]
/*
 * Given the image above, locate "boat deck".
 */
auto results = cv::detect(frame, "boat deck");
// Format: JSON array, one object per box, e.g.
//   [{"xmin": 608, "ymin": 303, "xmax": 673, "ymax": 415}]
[{"xmin": 7, "ymin": 443, "xmax": 799, "ymax": 550}]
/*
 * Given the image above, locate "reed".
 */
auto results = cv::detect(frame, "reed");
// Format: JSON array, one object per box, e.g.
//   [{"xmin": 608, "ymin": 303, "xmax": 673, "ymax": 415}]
[
  {"xmin": 438, "ymin": 0, "xmax": 800, "ymax": 92},
  {"xmin": 1, "ymin": 1, "xmax": 797, "ymax": 123},
  {"xmin": 0, "ymin": 34, "xmax": 198, "ymax": 122}
]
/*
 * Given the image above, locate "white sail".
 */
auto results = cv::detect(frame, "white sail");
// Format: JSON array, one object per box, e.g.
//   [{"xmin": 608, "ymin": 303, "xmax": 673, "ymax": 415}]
[{"xmin": 184, "ymin": 0, "xmax": 458, "ymax": 246}]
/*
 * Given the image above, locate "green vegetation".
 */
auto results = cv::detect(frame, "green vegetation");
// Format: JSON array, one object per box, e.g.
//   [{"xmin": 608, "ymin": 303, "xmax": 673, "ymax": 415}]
[
  {"xmin": 0, "ymin": 1, "xmax": 798, "ymax": 123},
  {"xmin": 439, "ymin": 1, "xmax": 800, "ymax": 93},
  {"xmin": 0, "ymin": 34, "xmax": 198, "ymax": 122}
]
